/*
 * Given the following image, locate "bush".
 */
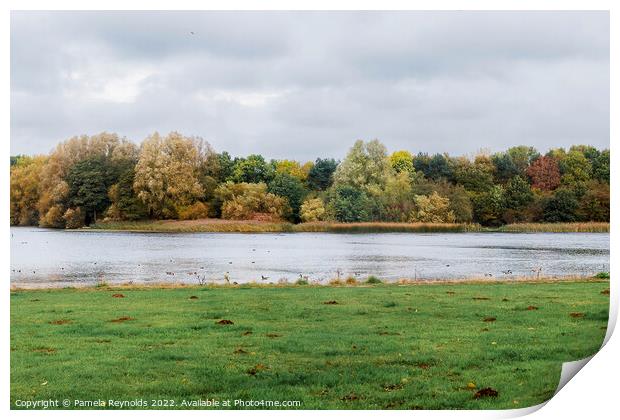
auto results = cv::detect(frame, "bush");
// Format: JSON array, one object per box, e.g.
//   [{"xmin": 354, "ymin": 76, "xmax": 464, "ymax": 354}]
[
  {"xmin": 39, "ymin": 205, "xmax": 65, "ymax": 228},
  {"xmin": 366, "ymin": 275, "xmax": 382, "ymax": 284},
  {"xmin": 178, "ymin": 202, "xmax": 210, "ymax": 220},
  {"xmin": 594, "ymin": 272, "xmax": 610, "ymax": 279},
  {"xmin": 63, "ymin": 207, "xmax": 85, "ymax": 229},
  {"xmin": 216, "ymin": 182, "xmax": 291, "ymax": 221},
  {"xmin": 300, "ymin": 198, "xmax": 326, "ymax": 222}
]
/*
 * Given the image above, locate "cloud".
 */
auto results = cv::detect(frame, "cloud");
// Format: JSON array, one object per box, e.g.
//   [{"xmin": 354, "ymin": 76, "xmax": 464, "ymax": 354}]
[{"xmin": 10, "ymin": 11, "xmax": 609, "ymax": 159}]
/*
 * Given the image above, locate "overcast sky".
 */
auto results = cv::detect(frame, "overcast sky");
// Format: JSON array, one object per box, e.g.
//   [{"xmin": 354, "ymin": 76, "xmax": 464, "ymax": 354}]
[{"xmin": 11, "ymin": 11, "xmax": 609, "ymax": 160}]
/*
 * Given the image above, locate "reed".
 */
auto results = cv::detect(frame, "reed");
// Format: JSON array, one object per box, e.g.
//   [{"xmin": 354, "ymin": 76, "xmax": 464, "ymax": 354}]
[
  {"xmin": 497, "ymin": 222, "xmax": 609, "ymax": 233},
  {"xmin": 294, "ymin": 221, "xmax": 480, "ymax": 233}
]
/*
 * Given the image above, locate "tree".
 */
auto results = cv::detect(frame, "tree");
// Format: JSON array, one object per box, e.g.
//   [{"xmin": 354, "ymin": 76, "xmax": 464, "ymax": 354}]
[
  {"xmin": 307, "ymin": 158, "xmax": 338, "ymax": 191},
  {"xmin": 592, "ymin": 149, "xmax": 610, "ymax": 184},
  {"xmin": 268, "ymin": 172, "xmax": 307, "ymax": 222},
  {"xmin": 133, "ymin": 132, "xmax": 205, "ymax": 218},
  {"xmin": 526, "ymin": 156, "xmax": 560, "ymax": 191},
  {"xmin": 409, "ymin": 192, "xmax": 455, "ymax": 223},
  {"xmin": 503, "ymin": 175, "xmax": 534, "ymax": 223},
  {"xmin": 389, "ymin": 150, "xmax": 414, "ymax": 173},
  {"xmin": 577, "ymin": 181, "xmax": 609, "ymax": 222},
  {"xmin": 332, "ymin": 139, "xmax": 392, "ymax": 194},
  {"xmin": 300, "ymin": 198, "xmax": 326, "ymax": 222},
  {"xmin": 273, "ymin": 159, "xmax": 312, "ymax": 182},
  {"xmin": 472, "ymin": 185, "xmax": 506, "ymax": 226},
  {"xmin": 414, "ymin": 153, "xmax": 453, "ymax": 181},
  {"xmin": 106, "ymin": 168, "xmax": 148, "ymax": 221},
  {"xmin": 380, "ymin": 171, "xmax": 415, "ymax": 222},
  {"xmin": 232, "ymin": 154, "xmax": 274, "ymax": 184},
  {"xmin": 559, "ymin": 149, "xmax": 592, "ymax": 193},
  {"xmin": 63, "ymin": 207, "xmax": 85, "ymax": 229},
  {"xmin": 326, "ymin": 185, "xmax": 371, "ymax": 222},
  {"xmin": 543, "ymin": 189, "xmax": 579, "ymax": 222},
  {"xmin": 37, "ymin": 132, "xmax": 128, "ymax": 227},
  {"xmin": 452, "ymin": 156, "xmax": 494, "ymax": 192},
  {"xmin": 10, "ymin": 156, "xmax": 45, "ymax": 226},
  {"xmin": 66, "ymin": 156, "xmax": 113, "ymax": 224}
]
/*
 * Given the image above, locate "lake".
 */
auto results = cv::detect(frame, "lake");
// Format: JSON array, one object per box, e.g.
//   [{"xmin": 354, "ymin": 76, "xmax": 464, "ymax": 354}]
[{"xmin": 10, "ymin": 227, "xmax": 609, "ymax": 288}]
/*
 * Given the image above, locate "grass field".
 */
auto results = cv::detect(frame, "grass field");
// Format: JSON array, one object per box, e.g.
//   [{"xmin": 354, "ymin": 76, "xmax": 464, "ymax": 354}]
[
  {"xmin": 10, "ymin": 279, "xmax": 609, "ymax": 409},
  {"xmin": 89, "ymin": 219, "xmax": 609, "ymax": 234}
]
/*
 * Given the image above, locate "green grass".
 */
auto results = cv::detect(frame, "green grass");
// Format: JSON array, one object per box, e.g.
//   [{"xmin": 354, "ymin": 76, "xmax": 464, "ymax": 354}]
[
  {"xmin": 89, "ymin": 219, "xmax": 609, "ymax": 233},
  {"xmin": 11, "ymin": 280, "xmax": 609, "ymax": 409}
]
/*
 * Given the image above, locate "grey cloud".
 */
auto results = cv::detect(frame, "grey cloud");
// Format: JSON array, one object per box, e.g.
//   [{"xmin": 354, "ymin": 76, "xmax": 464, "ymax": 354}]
[{"xmin": 11, "ymin": 11, "xmax": 609, "ymax": 159}]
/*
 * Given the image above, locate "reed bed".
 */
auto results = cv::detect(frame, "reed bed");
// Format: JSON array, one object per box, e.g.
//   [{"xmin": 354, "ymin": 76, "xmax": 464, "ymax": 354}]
[
  {"xmin": 90, "ymin": 219, "xmax": 608, "ymax": 233},
  {"xmin": 496, "ymin": 222, "xmax": 609, "ymax": 233}
]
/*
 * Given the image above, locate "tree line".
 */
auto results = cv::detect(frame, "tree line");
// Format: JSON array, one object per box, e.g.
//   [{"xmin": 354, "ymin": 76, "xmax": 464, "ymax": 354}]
[{"xmin": 10, "ymin": 132, "xmax": 610, "ymax": 228}]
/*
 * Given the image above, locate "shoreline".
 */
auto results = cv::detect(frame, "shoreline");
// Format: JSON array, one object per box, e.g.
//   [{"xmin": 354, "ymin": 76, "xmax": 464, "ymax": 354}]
[
  {"xmin": 10, "ymin": 275, "xmax": 608, "ymax": 292},
  {"xmin": 16, "ymin": 220, "xmax": 609, "ymax": 234}
]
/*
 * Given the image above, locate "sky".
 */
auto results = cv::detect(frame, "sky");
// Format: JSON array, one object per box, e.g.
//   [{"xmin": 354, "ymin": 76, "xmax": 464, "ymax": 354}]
[{"xmin": 10, "ymin": 11, "xmax": 610, "ymax": 160}]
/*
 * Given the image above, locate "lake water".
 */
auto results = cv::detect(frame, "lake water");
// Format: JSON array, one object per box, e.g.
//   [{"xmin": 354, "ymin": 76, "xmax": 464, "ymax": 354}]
[{"xmin": 10, "ymin": 227, "xmax": 610, "ymax": 288}]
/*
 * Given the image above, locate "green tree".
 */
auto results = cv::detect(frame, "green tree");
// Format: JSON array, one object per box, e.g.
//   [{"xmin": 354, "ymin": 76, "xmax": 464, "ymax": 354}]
[
  {"xmin": 327, "ymin": 185, "xmax": 371, "ymax": 223},
  {"xmin": 268, "ymin": 172, "xmax": 307, "ymax": 222},
  {"xmin": 106, "ymin": 168, "xmax": 148, "ymax": 221},
  {"xmin": 232, "ymin": 154, "xmax": 274, "ymax": 184},
  {"xmin": 543, "ymin": 189, "xmax": 579, "ymax": 222},
  {"xmin": 332, "ymin": 139, "xmax": 392, "ymax": 194},
  {"xmin": 472, "ymin": 185, "xmax": 506, "ymax": 226},
  {"xmin": 66, "ymin": 156, "xmax": 114, "ymax": 224},
  {"xmin": 592, "ymin": 149, "xmax": 610, "ymax": 183},
  {"xmin": 307, "ymin": 158, "xmax": 338, "ymax": 190}
]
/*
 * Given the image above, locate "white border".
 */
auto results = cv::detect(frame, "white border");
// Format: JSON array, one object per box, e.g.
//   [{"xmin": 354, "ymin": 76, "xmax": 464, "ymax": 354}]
[{"xmin": 3, "ymin": 1, "xmax": 617, "ymax": 420}]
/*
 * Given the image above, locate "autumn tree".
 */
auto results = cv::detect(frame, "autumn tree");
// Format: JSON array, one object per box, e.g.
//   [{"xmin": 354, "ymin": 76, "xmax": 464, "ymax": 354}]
[
  {"xmin": 300, "ymin": 197, "xmax": 326, "ymax": 222},
  {"xmin": 10, "ymin": 156, "xmax": 46, "ymax": 225},
  {"xmin": 389, "ymin": 150, "xmax": 414, "ymax": 174},
  {"xmin": 133, "ymin": 132, "xmax": 206, "ymax": 218},
  {"xmin": 526, "ymin": 156, "xmax": 561, "ymax": 191},
  {"xmin": 409, "ymin": 192, "xmax": 455, "ymax": 223}
]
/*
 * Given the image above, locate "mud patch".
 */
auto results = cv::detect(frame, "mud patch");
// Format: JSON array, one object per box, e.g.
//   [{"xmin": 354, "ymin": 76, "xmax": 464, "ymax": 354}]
[
  {"xmin": 340, "ymin": 393, "xmax": 359, "ymax": 401},
  {"xmin": 601, "ymin": 289, "xmax": 610, "ymax": 295},
  {"xmin": 189, "ymin": 296, "xmax": 199, "ymax": 300},
  {"xmin": 417, "ymin": 363, "xmax": 431, "ymax": 370},
  {"xmin": 473, "ymin": 297, "xmax": 490, "ymax": 301},
  {"xmin": 569, "ymin": 312, "xmax": 585, "ymax": 318},
  {"xmin": 242, "ymin": 330, "xmax": 253, "ymax": 336},
  {"xmin": 247, "ymin": 363, "xmax": 268, "ymax": 375},
  {"xmin": 49, "ymin": 319, "xmax": 72, "ymax": 325},
  {"xmin": 233, "ymin": 348, "xmax": 248, "ymax": 355},
  {"xmin": 474, "ymin": 387, "xmax": 499, "ymax": 399},
  {"xmin": 266, "ymin": 333, "xmax": 282, "ymax": 338},
  {"xmin": 483, "ymin": 317, "xmax": 497, "ymax": 322},
  {"xmin": 383, "ymin": 383, "xmax": 404, "ymax": 392},
  {"xmin": 112, "ymin": 294, "xmax": 125, "ymax": 298},
  {"xmin": 526, "ymin": 306, "xmax": 538, "ymax": 311},
  {"xmin": 216, "ymin": 319, "xmax": 234, "ymax": 325},
  {"xmin": 323, "ymin": 300, "xmax": 339, "ymax": 305},
  {"xmin": 32, "ymin": 347, "xmax": 56, "ymax": 354},
  {"xmin": 110, "ymin": 316, "xmax": 134, "ymax": 323}
]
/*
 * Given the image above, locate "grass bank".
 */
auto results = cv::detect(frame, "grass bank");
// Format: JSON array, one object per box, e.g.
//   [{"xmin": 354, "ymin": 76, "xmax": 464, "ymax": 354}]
[
  {"xmin": 89, "ymin": 219, "xmax": 609, "ymax": 233},
  {"xmin": 11, "ymin": 279, "xmax": 609, "ymax": 409}
]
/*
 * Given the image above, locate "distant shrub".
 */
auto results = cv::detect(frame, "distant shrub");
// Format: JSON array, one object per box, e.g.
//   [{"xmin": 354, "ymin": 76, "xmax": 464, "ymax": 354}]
[
  {"xmin": 63, "ymin": 207, "xmax": 85, "ymax": 229},
  {"xmin": 216, "ymin": 182, "xmax": 290, "ymax": 221},
  {"xmin": 295, "ymin": 278, "xmax": 309, "ymax": 286},
  {"xmin": 300, "ymin": 198, "xmax": 326, "ymax": 222},
  {"xmin": 366, "ymin": 276, "xmax": 382, "ymax": 284},
  {"xmin": 178, "ymin": 202, "xmax": 210, "ymax": 220},
  {"xmin": 345, "ymin": 276, "xmax": 358, "ymax": 285},
  {"xmin": 594, "ymin": 272, "xmax": 610, "ymax": 279},
  {"xmin": 40, "ymin": 205, "xmax": 65, "ymax": 228}
]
